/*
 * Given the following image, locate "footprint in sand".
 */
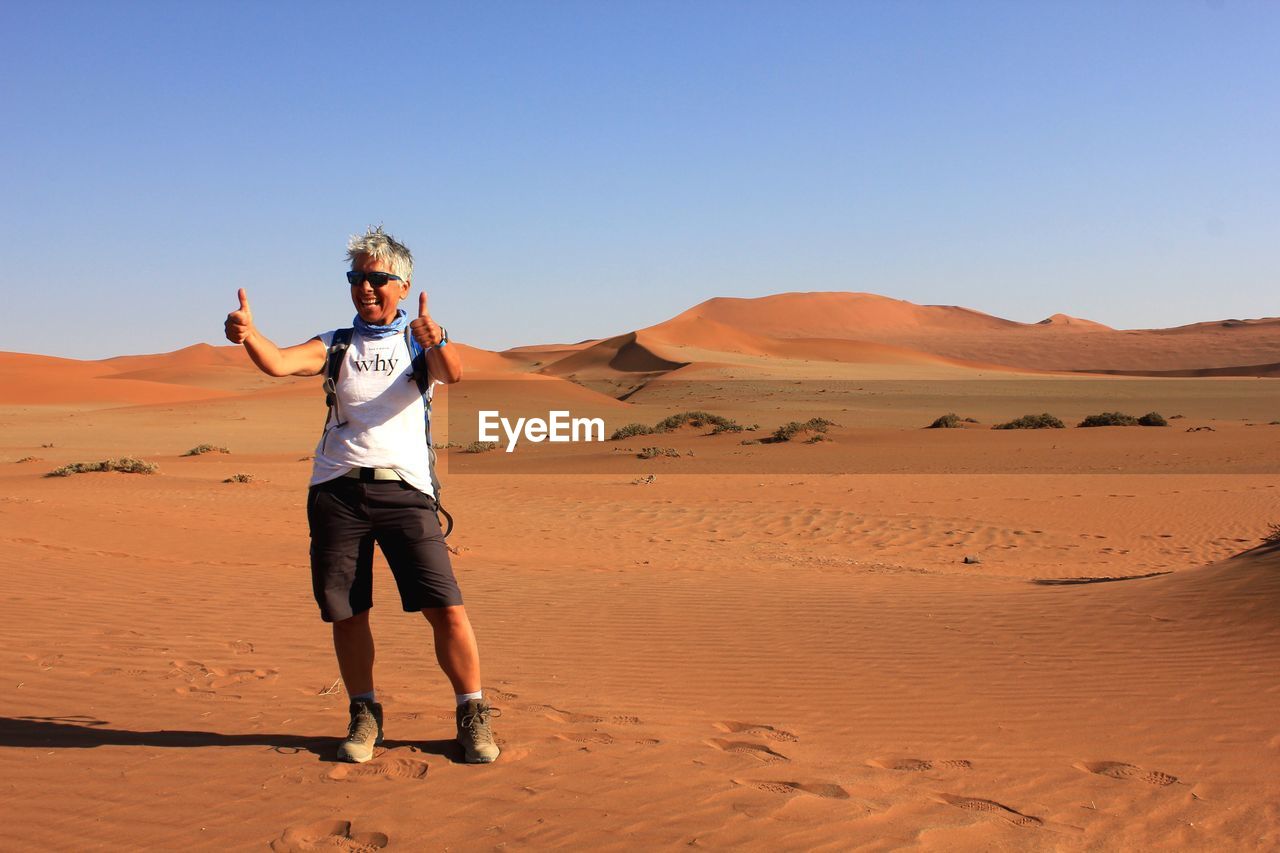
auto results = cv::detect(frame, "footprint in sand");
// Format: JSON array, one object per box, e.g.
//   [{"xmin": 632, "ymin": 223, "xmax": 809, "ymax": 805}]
[
  {"xmin": 560, "ymin": 732, "xmax": 616, "ymax": 745},
  {"xmin": 1077, "ymin": 761, "xmax": 1179, "ymax": 786},
  {"xmin": 715, "ymin": 721, "xmax": 799, "ymax": 743},
  {"xmin": 935, "ymin": 793, "xmax": 1043, "ymax": 828},
  {"xmin": 743, "ymin": 779, "xmax": 850, "ymax": 799},
  {"xmin": 168, "ymin": 659, "xmax": 277, "ymax": 689},
  {"xmin": 173, "ymin": 686, "xmax": 240, "ymax": 700},
  {"xmin": 523, "ymin": 703, "xmax": 604, "ymax": 724},
  {"xmin": 869, "ymin": 758, "xmax": 972, "ymax": 772},
  {"xmin": 326, "ymin": 756, "xmax": 429, "ymax": 782},
  {"xmin": 708, "ymin": 738, "xmax": 789, "ymax": 763},
  {"xmin": 271, "ymin": 819, "xmax": 388, "ymax": 852}
]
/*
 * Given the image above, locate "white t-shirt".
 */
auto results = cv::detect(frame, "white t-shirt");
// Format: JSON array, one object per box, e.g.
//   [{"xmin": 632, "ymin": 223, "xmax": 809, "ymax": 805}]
[{"xmin": 309, "ymin": 329, "xmax": 439, "ymax": 498}]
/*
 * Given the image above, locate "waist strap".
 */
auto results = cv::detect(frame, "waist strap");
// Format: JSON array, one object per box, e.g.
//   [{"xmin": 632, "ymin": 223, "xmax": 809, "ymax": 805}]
[{"xmin": 343, "ymin": 467, "xmax": 403, "ymax": 482}]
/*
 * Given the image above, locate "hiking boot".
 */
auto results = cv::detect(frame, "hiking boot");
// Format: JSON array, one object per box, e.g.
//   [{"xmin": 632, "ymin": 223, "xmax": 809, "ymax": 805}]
[
  {"xmin": 456, "ymin": 698, "xmax": 500, "ymax": 763},
  {"xmin": 337, "ymin": 699, "xmax": 384, "ymax": 763}
]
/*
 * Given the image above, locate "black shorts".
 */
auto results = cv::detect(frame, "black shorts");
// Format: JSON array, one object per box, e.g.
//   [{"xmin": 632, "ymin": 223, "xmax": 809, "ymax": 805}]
[{"xmin": 307, "ymin": 477, "xmax": 463, "ymax": 622}]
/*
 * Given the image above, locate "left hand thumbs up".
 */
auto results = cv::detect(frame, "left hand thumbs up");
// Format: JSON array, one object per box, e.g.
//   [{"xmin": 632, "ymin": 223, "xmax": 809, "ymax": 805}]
[{"xmin": 409, "ymin": 290, "xmax": 442, "ymax": 348}]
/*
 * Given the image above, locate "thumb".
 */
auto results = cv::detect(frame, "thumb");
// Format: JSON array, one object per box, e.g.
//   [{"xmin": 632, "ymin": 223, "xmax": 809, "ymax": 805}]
[
  {"xmin": 418, "ymin": 291, "xmax": 429, "ymax": 318},
  {"xmin": 238, "ymin": 288, "xmax": 251, "ymax": 312}
]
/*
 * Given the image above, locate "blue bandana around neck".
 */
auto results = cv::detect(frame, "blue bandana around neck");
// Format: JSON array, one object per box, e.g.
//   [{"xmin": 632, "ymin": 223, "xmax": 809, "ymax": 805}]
[{"xmin": 353, "ymin": 308, "xmax": 408, "ymax": 339}]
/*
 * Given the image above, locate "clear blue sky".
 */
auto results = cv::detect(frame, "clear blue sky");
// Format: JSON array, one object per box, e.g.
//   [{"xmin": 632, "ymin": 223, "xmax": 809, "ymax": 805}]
[{"xmin": 2, "ymin": 1, "xmax": 1276, "ymax": 359}]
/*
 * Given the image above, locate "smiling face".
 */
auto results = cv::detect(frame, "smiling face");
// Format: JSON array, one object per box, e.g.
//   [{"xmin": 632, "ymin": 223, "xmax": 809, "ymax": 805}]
[{"xmin": 349, "ymin": 254, "xmax": 409, "ymax": 325}]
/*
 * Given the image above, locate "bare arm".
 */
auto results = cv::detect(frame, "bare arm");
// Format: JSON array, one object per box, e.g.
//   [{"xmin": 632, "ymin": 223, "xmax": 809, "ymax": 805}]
[
  {"xmin": 225, "ymin": 288, "xmax": 327, "ymax": 377},
  {"xmin": 410, "ymin": 291, "xmax": 464, "ymax": 384}
]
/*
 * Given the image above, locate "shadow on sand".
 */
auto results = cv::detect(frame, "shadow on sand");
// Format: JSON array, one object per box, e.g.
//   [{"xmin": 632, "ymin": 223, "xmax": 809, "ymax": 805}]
[{"xmin": 0, "ymin": 715, "xmax": 462, "ymax": 763}]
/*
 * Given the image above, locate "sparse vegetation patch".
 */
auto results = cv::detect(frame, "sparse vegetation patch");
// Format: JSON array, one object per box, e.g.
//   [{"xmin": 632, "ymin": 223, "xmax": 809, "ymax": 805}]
[
  {"xmin": 993, "ymin": 413, "xmax": 1065, "ymax": 430},
  {"xmin": 1078, "ymin": 412, "xmax": 1140, "ymax": 427},
  {"xmin": 1264, "ymin": 522, "xmax": 1280, "ymax": 544},
  {"xmin": 1137, "ymin": 412, "xmax": 1168, "ymax": 427},
  {"xmin": 46, "ymin": 457, "xmax": 160, "ymax": 477},
  {"xmin": 637, "ymin": 446, "xmax": 681, "ymax": 459},
  {"xmin": 653, "ymin": 411, "xmax": 744, "ymax": 433},
  {"xmin": 610, "ymin": 423, "xmax": 656, "ymax": 440},
  {"xmin": 224, "ymin": 473, "xmax": 255, "ymax": 483},
  {"xmin": 927, "ymin": 413, "xmax": 962, "ymax": 429},
  {"xmin": 183, "ymin": 444, "xmax": 230, "ymax": 456},
  {"xmin": 462, "ymin": 441, "xmax": 499, "ymax": 454},
  {"xmin": 769, "ymin": 418, "xmax": 836, "ymax": 443}
]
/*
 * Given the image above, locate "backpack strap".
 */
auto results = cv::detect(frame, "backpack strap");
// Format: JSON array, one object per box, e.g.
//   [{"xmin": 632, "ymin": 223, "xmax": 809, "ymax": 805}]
[
  {"xmin": 404, "ymin": 329, "xmax": 453, "ymax": 539},
  {"xmin": 321, "ymin": 328, "xmax": 355, "ymax": 434}
]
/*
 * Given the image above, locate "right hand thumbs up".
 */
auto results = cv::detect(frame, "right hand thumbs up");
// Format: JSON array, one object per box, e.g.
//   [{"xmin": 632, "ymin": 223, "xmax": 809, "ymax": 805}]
[{"xmin": 225, "ymin": 288, "xmax": 255, "ymax": 344}]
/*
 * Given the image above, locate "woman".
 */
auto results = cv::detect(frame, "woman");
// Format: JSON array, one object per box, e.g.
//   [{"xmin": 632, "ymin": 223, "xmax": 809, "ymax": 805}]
[{"xmin": 224, "ymin": 225, "xmax": 498, "ymax": 764}]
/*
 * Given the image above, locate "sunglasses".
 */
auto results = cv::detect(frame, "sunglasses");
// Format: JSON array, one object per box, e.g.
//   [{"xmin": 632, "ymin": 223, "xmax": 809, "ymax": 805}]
[{"xmin": 346, "ymin": 271, "xmax": 404, "ymax": 287}]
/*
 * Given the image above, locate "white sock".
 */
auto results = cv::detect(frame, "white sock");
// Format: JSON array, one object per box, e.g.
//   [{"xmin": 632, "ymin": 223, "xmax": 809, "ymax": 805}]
[
  {"xmin": 455, "ymin": 691, "xmax": 483, "ymax": 705},
  {"xmin": 351, "ymin": 690, "xmax": 376, "ymax": 703}
]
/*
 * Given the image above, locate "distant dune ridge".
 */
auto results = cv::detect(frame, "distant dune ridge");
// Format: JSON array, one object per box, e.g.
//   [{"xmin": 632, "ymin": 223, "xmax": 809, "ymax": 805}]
[{"xmin": 2, "ymin": 291, "xmax": 1277, "ymax": 405}]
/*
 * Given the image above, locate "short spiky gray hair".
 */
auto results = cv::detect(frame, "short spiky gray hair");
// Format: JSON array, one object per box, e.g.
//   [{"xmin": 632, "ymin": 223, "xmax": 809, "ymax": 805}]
[{"xmin": 346, "ymin": 225, "xmax": 413, "ymax": 281}]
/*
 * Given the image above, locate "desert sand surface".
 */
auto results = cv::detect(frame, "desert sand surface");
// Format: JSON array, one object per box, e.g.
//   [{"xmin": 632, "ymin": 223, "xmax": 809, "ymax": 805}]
[{"xmin": 2, "ymin": 292, "xmax": 1279, "ymax": 851}]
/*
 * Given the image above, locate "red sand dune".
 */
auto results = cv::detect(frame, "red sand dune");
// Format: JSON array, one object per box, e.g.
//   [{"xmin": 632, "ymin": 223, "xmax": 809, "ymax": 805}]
[
  {"xmin": 1037, "ymin": 313, "xmax": 1113, "ymax": 330},
  {"xmin": 518, "ymin": 292, "xmax": 1280, "ymax": 378}
]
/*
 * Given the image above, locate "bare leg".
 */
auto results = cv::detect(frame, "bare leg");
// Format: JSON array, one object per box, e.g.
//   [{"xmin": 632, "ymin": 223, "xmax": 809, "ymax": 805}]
[
  {"xmin": 422, "ymin": 605, "xmax": 482, "ymax": 694},
  {"xmin": 332, "ymin": 610, "xmax": 375, "ymax": 697}
]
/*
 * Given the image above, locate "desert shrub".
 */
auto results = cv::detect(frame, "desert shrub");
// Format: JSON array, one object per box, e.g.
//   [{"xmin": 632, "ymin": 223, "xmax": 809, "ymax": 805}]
[
  {"xmin": 1170, "ymin": 414, "xmax": 1185, "ymax": 420},
  {"xmin": 993, "ymin": 413, "xmax": 1065, "ymax": 430},
  {"xmin": 710, "ymin": 422, "xmax": 745, "ymax": 434},
  {"xmin": 431, "ymin": 442, "xmax": 462, "ymax": 450},
  {"xmin": 770, "ymin": 417, "xmax": 836, "ymax": 443},
  {"xmin": 637, "ymin": 446, "xmax": 681, "ymax": 459},
  {"xmin": 182, "ymin": 444, "xmax": 229, "ymax": 456},
  {"xmin": 1265, "ymin": 523, "xmax": 1280, "ymax": 544},
  {"xmin": 1078, "ymin": 412, "xmax": 1140, "ymax": 428},
  {"xmin": 223, "ymin": 473, "xmax": 254, "ymax": 483},
  {"xmin": 1137, "ymin": 412, "xmax": 1168, "ymax": 427},
  {"xmin": 462, "ymin": 441, "xmax": 498, "ymax": 454},
  {"xmin": 46, "ymin": 457, "xmax": 159, "ymax": 477},
  {"xmin": 15, "ymin": 456, "xmax": 37, "ymax": 463},
  {"xmin": 963, "ymin": 417, "xmax": 980, "ymax": 423},
  {"xmin": 927, "ymin": 413, "xmax": 962, "ymax": 429},
  {"xmin": 610, "ymin": 423, "xmax": 656, "ymax": 440},
  {"xmin": 804, "ymin": 434, "xmax": 829, "ymax": 443},
  {"xmin": 653, "ymin": 411, "xmax": 741, "ymax": 433},
  {"xmin": 740, "ymin": 439, "xmax": 761, "ymax": 446}
]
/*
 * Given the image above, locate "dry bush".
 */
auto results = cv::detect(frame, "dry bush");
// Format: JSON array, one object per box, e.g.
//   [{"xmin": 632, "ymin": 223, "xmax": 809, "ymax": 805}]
[
  {"xmin": 462, "ymin": 441, "xmax": 499, "ymax": 454},
  {"xmin": 183, "ymin": 444, "xmax": 230, "ymax": 456},
  {"xmin": 637, "ymin": 446, "xmax": 681, "ymax": 459},
  {"xmin": 47, "ymin": 457, "xmax": 159, "ymax": 477},
  {"xmin": 769, "ymin": 417, "xmax": 836, "ymax": 443},
  {"xmin": 993, "ymin": 413, "xmax": 1065, "ymax": 430},
  {"xmin": 610, "ymin": 423, "xmax": 656, "ymax": 440},
  {"xmin": 224, "ymin": 473, "xmax": 255, "ymax": 483},
  {"xmin": 654, "ymin": 411, "xmax": 743, "ymax": 433},
  {"xmin": 1078, "ymin": 412, "xmax": 1139, "ymax": 427}
]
